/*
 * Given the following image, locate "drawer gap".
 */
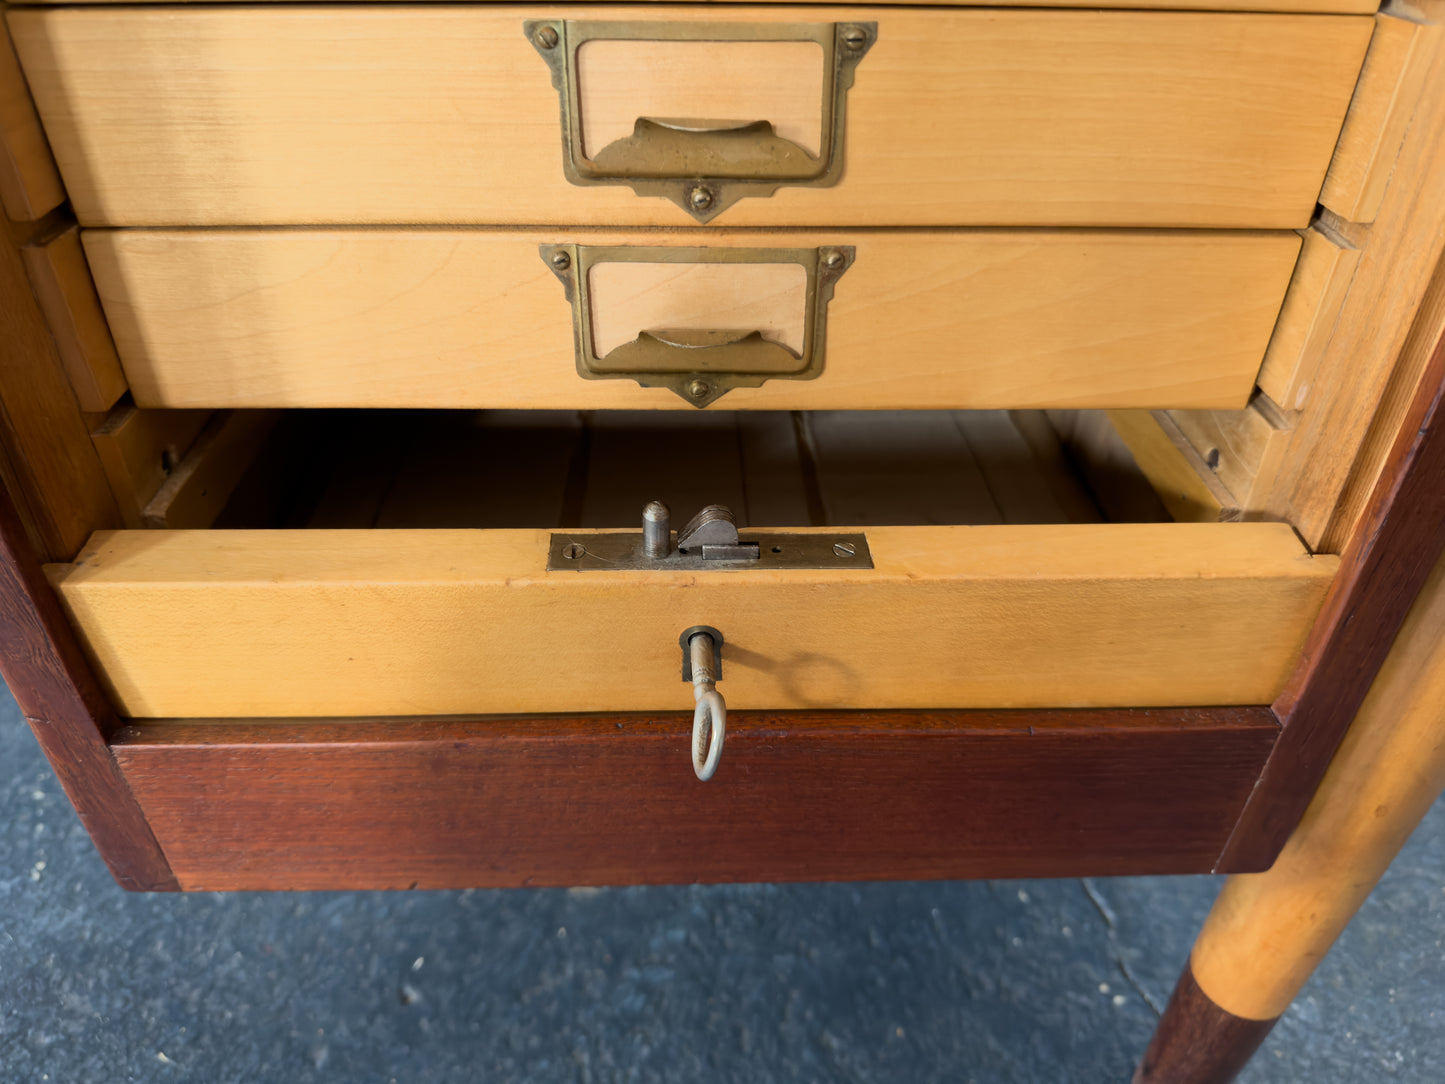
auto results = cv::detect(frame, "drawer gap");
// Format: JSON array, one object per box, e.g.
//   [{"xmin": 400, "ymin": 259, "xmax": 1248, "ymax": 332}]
[{"xmin": 203, "ymin": 407, "xmax": 1164, "ymax": 532}]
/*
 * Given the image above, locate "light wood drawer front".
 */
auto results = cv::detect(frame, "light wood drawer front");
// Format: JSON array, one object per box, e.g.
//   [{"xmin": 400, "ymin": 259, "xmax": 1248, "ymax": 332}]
[
  {"xmin": 10, "ymin": 0, "xmax": 1381, "ymax": 12},
  {"xmin": 47, "ymin": 524, "xmax": 1336, "ymax": 718},
  {"xmin": 85, "ymin": 228, "xmax": 1301, "ymax": 412},
  {"xmin": 9, "ymin": 6, "xmax": 1371, "ymax": 229}
]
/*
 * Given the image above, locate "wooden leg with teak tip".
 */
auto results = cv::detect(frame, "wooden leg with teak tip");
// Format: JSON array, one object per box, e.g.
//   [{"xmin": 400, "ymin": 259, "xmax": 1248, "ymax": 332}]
[{"xmin": 1135, "ymin": 548, "xmax": 1445, "ymax": 1083}]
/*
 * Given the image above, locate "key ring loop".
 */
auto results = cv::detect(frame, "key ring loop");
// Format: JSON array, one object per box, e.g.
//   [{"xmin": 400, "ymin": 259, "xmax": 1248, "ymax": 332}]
[{"xmin": 692, "ymin": 689, "xmax": 726, "ymax": 781}]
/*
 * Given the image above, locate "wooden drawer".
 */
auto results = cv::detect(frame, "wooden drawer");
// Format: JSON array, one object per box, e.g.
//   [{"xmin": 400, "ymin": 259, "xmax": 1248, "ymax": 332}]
[
  {"xmin": 8, "ymin": 5, "xmax": 1371, "ymax": 229},
  {"xmin": 44, "ymin": 410, "xmax": 1337, "ymax": 720},
  {"xmin": 84, "ymin": 227, "xmax": 1301, "ymax": 411}
]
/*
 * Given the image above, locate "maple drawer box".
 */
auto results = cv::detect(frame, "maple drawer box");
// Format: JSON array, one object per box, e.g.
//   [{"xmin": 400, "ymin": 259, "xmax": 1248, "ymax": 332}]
[
  {"xmin": 81, "ymin": 228, "xmax": 1300, "ymax": 412},
  {"xmin": 42, "ymin": 409, "xmax": 1337, "ymax": 720},
  {"xmin": 8, "ymin": 5, "xmax": 1370, "ymax": 229}
]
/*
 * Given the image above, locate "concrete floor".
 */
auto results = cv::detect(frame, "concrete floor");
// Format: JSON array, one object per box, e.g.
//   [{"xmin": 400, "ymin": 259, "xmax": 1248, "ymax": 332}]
[{"xmin": 2, "ymin": 690, "xmax": 1441, "ymax": 1083}]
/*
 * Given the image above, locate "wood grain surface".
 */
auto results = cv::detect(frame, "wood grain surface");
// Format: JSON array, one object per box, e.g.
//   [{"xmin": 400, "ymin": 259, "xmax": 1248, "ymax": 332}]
[
  {"xmin": 1196, "ymin": 549, "xmax": 1445, "ymax": 1020},
  {"xmin": 9, "ymin": 6, "xmax": 1371, "ymax": 228},
  {"xmin": 82, "ymin": 227, "xmax": 1300, "ymax": 411},
  {"xmin": 1132, "ymin": 963, "xmax": 1279, "ymax": 1084},
  {"xmin": 0, "ymin": 216, "xmax": 119, "ymax": 563},
  {"xmin": 9, "ymin": 0, "xmax": 1379, "ymax": 11},
  {"xmin": 0, "ymin": 481, "xmax": 175, "ymax": 890},
  {"xmin": 90, "ymin": 402, "xmax": 213, "ymax": 528},
  {"xmin": 1169, "ymin": 396, "xmax": 1294, "ymax": 511},
  {"xmin": 1044, "ymin": 410, "xmax": 1172, "ymax": 524},
  {"xmin": 1219, "ymin": 322, "xmax": 1445, "ymax": 868},
  {"xmin": 1257, "ymin": 34, "xmax": 1445, "ymax": 551},
  {"xmin": 111, "ymin": 708, "xmax": 1280, "ymax": 891},
  {"xmin": 1, "ymin": 15, "xmax": 64, "ymax": 222},
  {"xmin": 20, "ymin": 222, "xmax": 126, "ymax": 412},
  {"xmin": 1255, "ymin": 225, "xmax": 1360, "ymax": 412},
  {"xmin": 46, "ymin": 523, "xmax": 1336, "ymax": 718},
  {"xmin": 139, "ymin": 409, "xmax": 279, "ymax": 529},
  {"xmin": 1106, "ymin": 410, "xmax": 1234, "ymax": 523},
  {"xmin": 1319, "ymin": 11, "xmax": 1439, "ymax": 224}
]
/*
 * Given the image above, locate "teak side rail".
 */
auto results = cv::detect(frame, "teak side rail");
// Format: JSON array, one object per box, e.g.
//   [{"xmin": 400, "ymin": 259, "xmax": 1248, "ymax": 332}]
[{"xmin": 0, "ymin": 324, "xmax": 1442, "ymax": 889}]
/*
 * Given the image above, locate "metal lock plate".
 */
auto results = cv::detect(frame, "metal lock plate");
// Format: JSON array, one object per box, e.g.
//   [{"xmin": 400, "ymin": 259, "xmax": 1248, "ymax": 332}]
[
  {"xmin": 548, "ymin": 503, "xmax": 870, "ymax": 572},
  {"xmin": 525, "ymin": 19, "xmax": 876, "ymax": 222},
  {"xmin": 547, "ymin": 531, "xmax": 872, "ymax": 572},
  {"xmin": 541, "ymin": 243, "xmax": 853, "ymax": 407}
]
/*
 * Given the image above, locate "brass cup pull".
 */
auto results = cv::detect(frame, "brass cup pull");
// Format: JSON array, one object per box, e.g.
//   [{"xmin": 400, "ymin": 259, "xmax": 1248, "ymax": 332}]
[
  {"xmin": 541, "ymin": 243, "xmax": 854, "ymax": 407},
  {"xmin": 590, "ymin": 118, "xmax": 817, "ymax": 183},
  {"xmin": 526, "ymin": 19, "xmax": 876, "ymax": 221}
]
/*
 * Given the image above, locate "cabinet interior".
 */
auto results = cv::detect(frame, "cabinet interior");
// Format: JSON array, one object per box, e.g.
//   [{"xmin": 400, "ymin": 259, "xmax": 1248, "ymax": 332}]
[{"xmin": 208, "ymin": 408, "xmax": 1174, "ymax": 533}]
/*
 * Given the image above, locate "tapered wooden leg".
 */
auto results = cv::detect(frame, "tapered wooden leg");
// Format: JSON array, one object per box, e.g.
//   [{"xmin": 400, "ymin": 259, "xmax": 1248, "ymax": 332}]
[
  {"xmin": 1133, "ymin": 964, "xmax": 1277, "ymax": 1084},
  {"xmin": 1137, "ymin": 550, "xmax": 1445, "ymax": 1083}
]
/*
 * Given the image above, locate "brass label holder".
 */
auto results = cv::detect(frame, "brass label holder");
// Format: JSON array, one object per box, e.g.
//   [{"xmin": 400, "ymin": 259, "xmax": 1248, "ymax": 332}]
[
  {"xmin": 540, "ymin": 243, "xmax": 854, "ymax": 407},
  {"xmin": 525, "ymin": 19, "xmax": 876, "ymax": 222}
]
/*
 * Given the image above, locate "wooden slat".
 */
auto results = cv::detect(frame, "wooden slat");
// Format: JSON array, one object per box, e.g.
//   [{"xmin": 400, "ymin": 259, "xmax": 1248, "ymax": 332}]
[
  {"xmin": 82, "ymin": 227, "xmax": 1302, "ymax": 412},
  {"xmin": 1320, "ymin": 11, "xmax": 1439, "ymax": 225},
  {"xmin": 110, "ymin": 708, "xmax": 1281, "ymax": 891},
  {"xmin": 141, "ymin": 409, "xmax": 279, "ymax": 529},
  {"xmin": 46, "ymin": 524, "xmax": 1337, "ymax": 719},
  {"xmin": 1106, "ymin": 410, "xmax": 1236, "ymax": 523},
  {"xmin": 1170, "ymin": 397, "xmax": 1295, "ymax": 511},
  {"xmin": 21, "ymin": 224, "xmax": 126, "ymax": 412},
  {"xmin": 1251, "ymin": 34, "xmax": 1445, "ymax": 551},
  {"xmin": 9, "ymin": 7, "xmax": 1372, "ymax": 229},
  {"xmin": 90, "ymin": 401, "xmax": 212, "ymax": 528},
  {"xmin": 0, "ymin": 210, "xmax": 119, "ymax": 562},
  {"xmin": 1325, "ymin": 245, "xmax": 1445, "ymax": 552},
  {"xmin": 0, "ymin": 15, "xmax": 63, "ymax": 222},
  {"xmin": 1256, "ymin": 225, "xmax": 1361, "ymax": 411}
]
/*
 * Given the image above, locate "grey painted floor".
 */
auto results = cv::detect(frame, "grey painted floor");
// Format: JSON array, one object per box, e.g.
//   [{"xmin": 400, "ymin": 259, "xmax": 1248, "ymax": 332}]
[{"xmin": 2, "ymin": 689, "xmax": 1441, "ymax": 1084}]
